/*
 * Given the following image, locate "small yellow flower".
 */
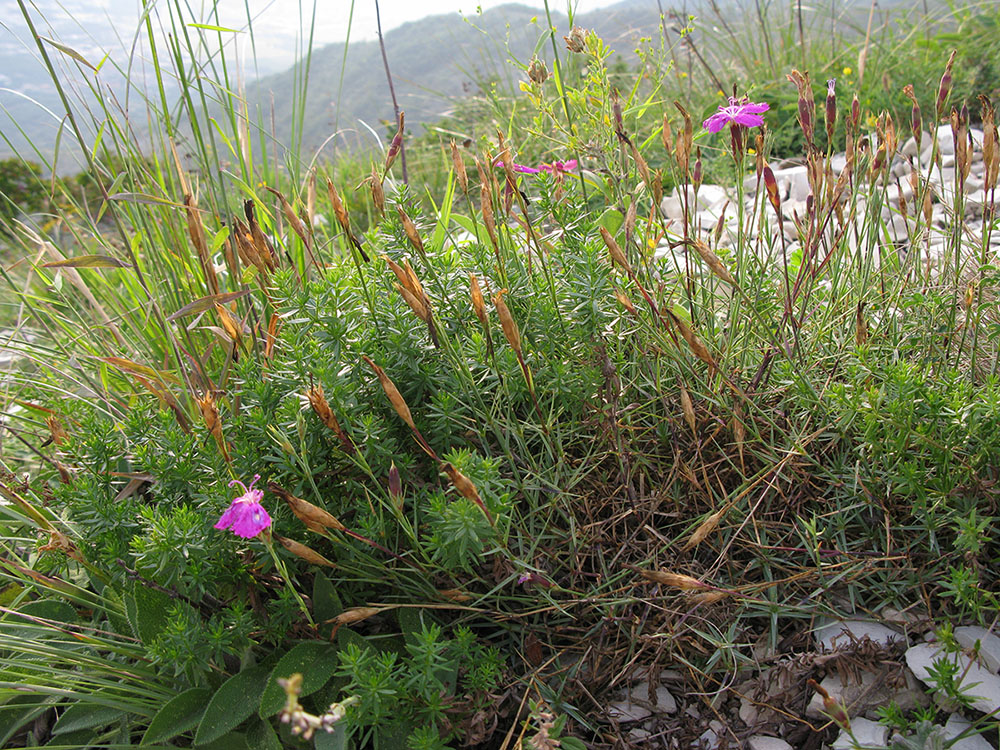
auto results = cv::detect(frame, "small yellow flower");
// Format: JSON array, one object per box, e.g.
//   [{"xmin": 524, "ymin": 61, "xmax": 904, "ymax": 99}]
[
  {"xmin": 747, "ymin": 148, "xmax": 756, "ymax": 155},
  {"xmin": 865, "ymin": 113, "xmax": 877, "ymax": 128},
  {"xmin": 717, "ymin": 90, "xmax": 724, "ymax": 97},
  {"xmin": 842, "ymin": 66, "xmax": 853, "ymax": 76},
  {"xmin": 680, "ymin": 71, "xmax": 688, "ymax": 79}
]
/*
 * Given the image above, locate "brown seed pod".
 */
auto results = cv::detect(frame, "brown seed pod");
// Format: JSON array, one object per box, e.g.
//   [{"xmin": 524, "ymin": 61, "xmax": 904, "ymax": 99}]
[
  {"xmin": 269, "ymin": 482, "xmax": 346, "ymax": 533},
  {"xmin": 331, "ymin": 607, "xmax": 382, "ymax": 626},
  {"xmin": 636, "ymin": 569, "xmax": 705, "ymax": 590},
  {"xmin": 599, "ymin": 227, "xmax": 630, "ymax": 272},
  {"xmin": 450, "ymin": 140, "xmax": 468, "ymax": 193},
  {"xmin": 362, "ymin": 356, "xmax": 416, "ymax": 431},
  {"xmin": 493, "ymin": 289, "xmax": 522, "ymax": 356},
  {"xmin": 278, "ymin": 536, "xmax": 336, "ymax": 567}
]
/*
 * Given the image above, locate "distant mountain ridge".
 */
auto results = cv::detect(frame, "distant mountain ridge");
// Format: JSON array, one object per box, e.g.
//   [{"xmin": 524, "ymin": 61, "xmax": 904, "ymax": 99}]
[{"xmin": 240, "ymin": 0, "xmax": 667, "ymax": 162}]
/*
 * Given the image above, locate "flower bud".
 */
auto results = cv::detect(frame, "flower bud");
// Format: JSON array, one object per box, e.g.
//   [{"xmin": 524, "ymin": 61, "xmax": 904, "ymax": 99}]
[
  {"xmin": 563, "ymin": 25, "xmax": 586, "ymax": 52},
  {"xmin": 936, "ymin": 50, "xmax": 957, "ymax": 119},
  {"xmin": 825, "ymin": 78, "xmax": 837, "ymax": 145},
  {"xmin": 527, "ymin": 56, "xmax": 548, "ymax": 84}
]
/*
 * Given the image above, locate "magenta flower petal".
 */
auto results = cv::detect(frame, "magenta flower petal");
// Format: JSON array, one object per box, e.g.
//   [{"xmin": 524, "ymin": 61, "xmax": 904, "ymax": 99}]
[
  {"xmin": 215, "ymin": 474, "xmax": 271, "ymax": 539},
  {"xmin": 703, "ymin": 97, "xmax": 769, "ymax": 133},
  {"xmin": 702, "ymin": 112, "xmax": 730, "ymax": 133},
  {"xmin": 512, "ymin": 163, "xmax": 542, "ymax": 174}
]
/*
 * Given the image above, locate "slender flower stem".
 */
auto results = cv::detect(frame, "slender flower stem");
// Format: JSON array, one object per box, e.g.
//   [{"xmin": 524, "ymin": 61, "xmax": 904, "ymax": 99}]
[
  {"xmin": 374, "ymin": 0, "xmax": 407, "ymax": 184},
  {"xmin": 263, "ymin": 533, "xmax": 315, "ymax": 626}
]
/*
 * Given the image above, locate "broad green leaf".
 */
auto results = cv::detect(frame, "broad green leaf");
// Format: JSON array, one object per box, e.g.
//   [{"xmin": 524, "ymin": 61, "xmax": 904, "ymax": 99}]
[
  {"xmin": 51, "ymin": 702, "xmax": 124, "ymax": 734},
  {"xmin": 312, "ymin": 574, "xmax": 342, "ymax": 639},
  {"xmin": 396, "ymin": 607, "xmax": 426, "ymax": 648},
  {"xmin": 42, "ymin": 255, "xmax": 130, "ymax": 269},
  {"xmin": 125, "ymin": 583, "xmax": 173, "ymax": 644},
  {"xmin": 199, "ymin": 731, "xmax": 250, "ymax": 749},
  {"xmin": 194, "ymin": 665, "xmax": 270, "ymax": 746},
  {"xmin": 245, "ymin": 716, "xmax": 281, "ymax": 750},
  {"xmin": 141, "ymin": 687, "xmax": 211, "ymax": 744},
  {"xmin": 5, "ymin": 599, "xmax": 78, "ymax": 639},
  {"xmin": 166, "ymin": 290, "xmax": 250, "ymax": 321},
  {"xmin": 0, "ymin": 695, "xmax": 52, "ymax": 747},
  {"xmin": 258, "ymin": 642, "xmax": 340, "ymax": 718}
]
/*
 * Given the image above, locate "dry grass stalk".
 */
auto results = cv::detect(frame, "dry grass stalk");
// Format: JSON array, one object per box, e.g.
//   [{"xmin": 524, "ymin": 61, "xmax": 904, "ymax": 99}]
[
  {"xmin": 197, "ymin": 392, "xmax": 231, "ymax": 462},
  {"xmin": 450, "ymin": 140, "xmax": 468, "ymax": 193},
  {"xmin": 981, "ymin": 96, "xmax": 999, "ymax": 190},
  {"xmin": 278, "ymin": 536, "xmax": 336, "ymax": 567},
  {"xmin": 437, "ymin": 588, "xmax": 472, "ymax": 602},
  {"xmin": 681, "ymin": 507, "xmax": 725, "ymax": 552},
  {"xmin": 184, "ymin": 194, "xmax": 219, "ymax": 295},
  {"xmin": 269, "ymin": 482, "xmax": 346, "ymax": 533}
]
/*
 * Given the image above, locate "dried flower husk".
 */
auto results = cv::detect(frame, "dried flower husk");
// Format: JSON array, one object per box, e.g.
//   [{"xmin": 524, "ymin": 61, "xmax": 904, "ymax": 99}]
[{"xmin": 197, "ymin": 392, "xmax": 230, "ymax": 462}]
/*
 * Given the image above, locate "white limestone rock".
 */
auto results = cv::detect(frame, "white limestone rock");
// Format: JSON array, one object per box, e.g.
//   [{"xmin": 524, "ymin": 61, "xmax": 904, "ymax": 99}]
[
  {"xmin": 906, "ymin": 642, "xmax": 1000, "ymax": 714},
  {"xmin": 831, "ymin": 717, "xmax": 887, "ymax": 749},
  {"xmin": 954, "ymin": 626, "xmax": 1000, "ymax": 674},
  {"xmin": 814, "ymin": 618, "xmax": 906, "ymax": 651},
  {"xmin": 943, "ymin": 713, "xmax": 993, "ymax": 750},
  {"xmin": 747, "ymin": 735, "xmax": 793, "ymax": 750}
]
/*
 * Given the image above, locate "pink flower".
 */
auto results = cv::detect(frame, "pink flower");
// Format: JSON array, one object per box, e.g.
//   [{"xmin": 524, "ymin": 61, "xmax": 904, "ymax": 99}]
[
  {"xmin": 538, "ymin": 160, "xmax": 578, "ymax": 175},
  {"xmin": 702, "ymin": 98, "xmax": 770, "ymax": 133},
  {"xmin": 214, "ymin": 474, "xmax": 271, "ymax": 538},
  {"xmin": 495, "ymin": 159, "xmax": 578, "ymax": 175}
]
